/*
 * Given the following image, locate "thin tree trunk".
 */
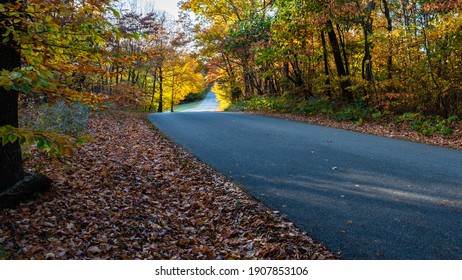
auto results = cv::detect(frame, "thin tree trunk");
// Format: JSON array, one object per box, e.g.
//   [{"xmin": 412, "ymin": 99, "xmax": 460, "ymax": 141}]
[
  {"xmin": 222, "ymin": 53, "xmax": 241, "ymax": 100},
  {"xmin": 157, "ymin": 66, "xmax": 163, "ymax": 113},
  {"xmin": 149, "ymin": 68, "xmax": 157, "ymax": 112},
  {"xmin": 115, "ymin": 65, "xmax": 120, "ymax": 85},
  {"xmin": 336, "ymin": 24, "xmax": 350, "ymax": 76},
  {"xmin": 321, "ymin": 30, "xmax": 332, "ymax": 98},
  {"xmin": 134, "ymin": 70, "xmax": 140, "ymax": 85},
  {"xmin": 170, "ymin": 69, "xmax": 175, "ymax": 113},
  {"xmin": 422, "ymin": 27, "xmax": 445, "ymax": 116},
  {"xmin": 326, "ymin": 20, "xmax": 353, "ymax": 102},
  {"xmin": 382, "ymin": 0, "xmax": 393, "ymax": 80},
  {"xmin": 361, "ymin": 20, "xmax": 378, "ymax": 103},
  {"xmin": 361, "ymin": 23, "xmax": 373, "ymax": 82}
]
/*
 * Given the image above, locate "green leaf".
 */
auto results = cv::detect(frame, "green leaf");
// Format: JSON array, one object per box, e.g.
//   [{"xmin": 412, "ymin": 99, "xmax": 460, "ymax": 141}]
[
  {"xmin": 9, "ymin": 72, "xmax": 22, "ymax": 80},
  {"xmin": 107, "ymin": 7, "xmax": 120, "ymax": 18},
  {"xmin": 2, "ymin": 136, "xmax": 9, "ymax": 146},
  {"xmin": 132, "ymin": 32, "xmax": 140, "ymax": 40},
  {"xmin": 36, "ymin": 137, "xmax": 45, "ymax": 149},
  {"xmin": 22, "ymin": 84, "xmax": 32, "ymax": 93},
  {"xmin": 8, "ymin": 133, "xmax": 18, "ymax": 143},
  {"xmin": 38, "ymin": 77, "xmax": 50, "ymax": 87},
  {"xmin": 44, "ymin": 139, "xmax": 52, "ymax": 150}
]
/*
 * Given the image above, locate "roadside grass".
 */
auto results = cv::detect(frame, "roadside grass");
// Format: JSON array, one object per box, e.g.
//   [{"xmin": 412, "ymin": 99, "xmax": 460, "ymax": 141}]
[{"xmin": 228, "ymin": 95, "xmax": 460, "ymax": 138}]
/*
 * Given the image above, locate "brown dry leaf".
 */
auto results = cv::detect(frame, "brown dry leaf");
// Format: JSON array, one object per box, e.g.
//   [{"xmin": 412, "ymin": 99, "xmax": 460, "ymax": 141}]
[{"xmin": 0, "ymin": 111, "xmax": 336, "ymax": 260}]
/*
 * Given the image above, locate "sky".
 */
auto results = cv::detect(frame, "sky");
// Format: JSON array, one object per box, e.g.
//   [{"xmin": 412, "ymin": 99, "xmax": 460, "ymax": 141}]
[{"xmin": 137, "ymin": 0, "xmax": 181, "ymax": 18}]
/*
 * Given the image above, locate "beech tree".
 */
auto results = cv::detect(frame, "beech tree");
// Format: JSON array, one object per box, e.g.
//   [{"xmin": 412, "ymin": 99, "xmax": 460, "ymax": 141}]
[
  {"xmin": 0, "ymin": 0, "xmax": 117, "ymax": 192},
  {"xmin": 0, "ymin": 0, "xmax": 23, "ymax": 190}
]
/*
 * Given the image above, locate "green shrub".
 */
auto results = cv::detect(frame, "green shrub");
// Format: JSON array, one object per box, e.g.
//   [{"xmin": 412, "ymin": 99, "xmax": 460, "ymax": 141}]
[
  {"xmin": 20, "ymin": 101, "xmax": 91, "ymax": 137},
  {"xmin": 396, "ymin": 113, "xmax": 456, "ymax": 136},
  {"xmin": 335, "ymin": 103, "xmax": 377, "ymax": 124},
  {"xmin": 230, "ymin": 95, "xmax": 458, "ymax": 136},
  {"xmin": 297, "ymin": 98, "xmax": 333, "ymax": 115},
  {"xmin": 447, "ymin": 115, "xmax": 459, "ymax": 123}
]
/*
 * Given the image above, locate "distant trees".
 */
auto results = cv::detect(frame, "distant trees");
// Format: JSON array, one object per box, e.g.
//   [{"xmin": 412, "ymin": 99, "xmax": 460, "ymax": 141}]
[
  {"xmin": 111, "ymin": 7, "xmax": 204, "ymax": 112},
  {"xmin": 182, "ymin": 0, "xmax": 462, "ymax": 116}
]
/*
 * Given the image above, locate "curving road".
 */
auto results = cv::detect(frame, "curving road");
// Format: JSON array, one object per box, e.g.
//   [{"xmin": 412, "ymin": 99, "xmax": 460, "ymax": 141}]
[{"xmin": 148, "ymin": 94, "xmax": 462, "ymax": 259}]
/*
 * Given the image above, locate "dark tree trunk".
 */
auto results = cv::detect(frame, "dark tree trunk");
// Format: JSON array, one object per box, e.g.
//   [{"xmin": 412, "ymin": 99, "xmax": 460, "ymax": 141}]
[
  {"xmin": 149, "ymin": 68, "xmax": 157, "ymax": 112},
  {"xmin": 134, "ymin": 70, "xmax": 140, "ymax": 86},
  {"xmin": 157, "ymin": 66, "xmax": 163, "ymax": 113},
  {"xmin": 360, "ymin": 19, "xmax": 379, "ymax": 104},
  {"xmin": 284, "ymin": 52, "xmax": 304, "ymax": 88},
  {"xmin": 326, "ymin": 20, "xmax": 353, "ymax": 103},
  {"xmin": 320, "ymin": 30, "xmax": 332, "ymax": 98},
  {"xmin": 115, "ymin": 65, "xmax": 120, "ymax": 85},
  {"xmin": 336, "ymin": 24, "xmax": 350, "ymax": 76},
  {"xmin": 170, "ymin": 71, "xmax": 175, "ymax": 113},
  {"xmin": 222, "ymin": 53, "xmax": 241, "ymax": 101},
  {"xmin": 0, "ymin": 2, "xmax": 25, "ymax": 192},
  {"xmin": 382, "ymin": 0, "xmax": 393, "ymax": 79},
  {"xmin": 361, "ymin": 22, "xmax": 373, "ymax": 82}
]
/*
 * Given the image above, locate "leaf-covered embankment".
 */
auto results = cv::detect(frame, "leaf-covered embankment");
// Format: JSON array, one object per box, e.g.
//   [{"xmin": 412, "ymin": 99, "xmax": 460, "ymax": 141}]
[{"xmin": 0, "ymin": 111, "xmax": 336, "ymax": 260}]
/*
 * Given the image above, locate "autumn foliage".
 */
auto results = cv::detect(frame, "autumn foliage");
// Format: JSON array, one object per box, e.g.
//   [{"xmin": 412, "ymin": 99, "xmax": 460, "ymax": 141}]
[
  {"xmin": 1, "ymin": 0, "xmax": 206, "ymax": 192},
  {"xmin": 183, "ymin": 0, "xmax": 462, "ymax": 118},
  {"xmin": 2, "ymin": 0, "xmax": 462, "ymax": 261}
]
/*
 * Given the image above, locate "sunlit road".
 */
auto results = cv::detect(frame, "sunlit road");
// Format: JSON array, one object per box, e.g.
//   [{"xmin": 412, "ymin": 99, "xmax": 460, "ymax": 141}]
[
  {"xmin": 148, "ymin": 107, "xmax": 462, "ymax": 259},
  {"xmin": 183, "ymin": 90, "xmax": 219, "ymax": 112}
]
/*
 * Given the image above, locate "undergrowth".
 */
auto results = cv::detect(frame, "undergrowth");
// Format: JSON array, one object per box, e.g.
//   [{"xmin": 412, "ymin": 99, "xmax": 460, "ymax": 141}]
[
  {"xmin": 18, "ymin": 101, "xmax": 92, "ymax": 159},
  {"xmin": 228, "ymin": 95, "xmax": 459, "ymax": 136},
  {"xmin": 20, "ymin": 101, "xmax": 91, "ymax": 137}
]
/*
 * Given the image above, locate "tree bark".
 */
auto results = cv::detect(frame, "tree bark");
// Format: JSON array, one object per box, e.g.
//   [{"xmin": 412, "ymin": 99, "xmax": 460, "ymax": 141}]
[
  {"xmin": 382, "ymin": 0, "xmax": 393, "ymax": 80},
  {"xmin": 0, "ymin": 1, "xmax": 25, "ymax": 192},
  {"xmin": 149, "ymin": 68, "xmax": 157, "ymax": 112},
  {"xmin": 157, "ymin": 66, "xmax": 163, "ymax": 113},
  {"xmin": 1, "ymin": 173, "xmax": 52, "ymax": 209},
  {"xmin": 325, "ymin": 20, "xmax": 353, "ymax": 103},
  {"xmin": 222, "ymin": 53, "xmax": 241, "ymax": 101},
  {"xmin": 336, "ymin": 24, "xmax": 350, "ymax": 76},
  {"xmin": 320, "ymin": 30, "xmax": 332, "ymax": 98},
  {"xmin": 170, "ymin": 69, "xmax": 175, "ymax": 113},
  {"xmin": 361, "ymin": 22, "xmax": 373, "ymax": 82}
]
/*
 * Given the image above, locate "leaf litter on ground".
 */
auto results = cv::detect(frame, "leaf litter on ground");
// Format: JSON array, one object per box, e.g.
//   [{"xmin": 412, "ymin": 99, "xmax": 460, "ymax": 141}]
[{"xmin": 0, "ymin": 111, "xmax": 337, "ymax": 260}]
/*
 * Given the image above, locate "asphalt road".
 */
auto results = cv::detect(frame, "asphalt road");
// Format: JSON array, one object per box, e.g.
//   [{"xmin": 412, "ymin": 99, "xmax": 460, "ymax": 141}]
[
  {"xmin": 183, "ymin": 90, "xmax": 219, "ymax": 112},
  {"xmin": 148, "ymin": 105, "xmax": 462, "ymax": 259}
]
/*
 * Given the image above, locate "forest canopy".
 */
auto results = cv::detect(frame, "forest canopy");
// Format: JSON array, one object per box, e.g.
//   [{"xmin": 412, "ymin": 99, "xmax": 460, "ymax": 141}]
[{"xmin": 182, "ymin": 0, "xmax": 462, "ymax": 117}]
